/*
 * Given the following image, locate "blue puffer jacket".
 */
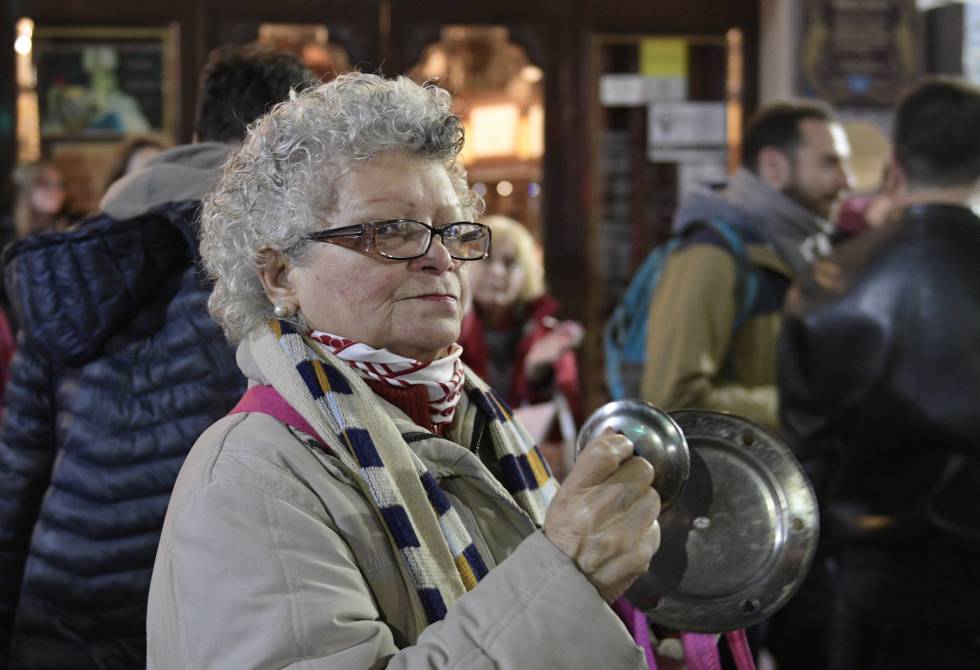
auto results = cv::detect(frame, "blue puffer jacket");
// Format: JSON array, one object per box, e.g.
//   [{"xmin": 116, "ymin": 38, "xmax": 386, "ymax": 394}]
[{"xmin": 0, "ymin": 200, "xmax": 246, "ymax": 669}]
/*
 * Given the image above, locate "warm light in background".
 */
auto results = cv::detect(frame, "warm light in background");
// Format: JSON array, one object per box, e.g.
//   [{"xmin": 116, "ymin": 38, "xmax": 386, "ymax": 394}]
[
  {"xmin": 15, "ymin": 19, "xmax": 35, "ymax": 86},
  {"xmin": 14, "ymin": 36, "xmax": 31, "ymax": 55},
  {"xmin": 407, "ymin": 25, "xmax": 544, "ymax": 238},
  {"xmin": 518, "ymin": 102, "xmax": 544, "ymax": 160},
  {"xmin": 16, "ymin": 18, "xmax": 40, "ymax": 162},
  {"xmin": 463, "ymin": 101, "xmax": 544, "ymax": 163},
  {"xmin": 725, "ymin": 28, "xmax": 743, "ymax": 174},
  {"xmin": 520, "ymin": 65, "xmax": 543, "ymax": 84},
  {"xmin": 257, "ymin": 23, "xmax": 351, "ymax": 80},
  {"xmin": 465, "ymin": 103, "xmax": 520, "ymax": 160},
  {"xmin": 15, "ymin": 18, "xmax": 33, "ymax": 55}
]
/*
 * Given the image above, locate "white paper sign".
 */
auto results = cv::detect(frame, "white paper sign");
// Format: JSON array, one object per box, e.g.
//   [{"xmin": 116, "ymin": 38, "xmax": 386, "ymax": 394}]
[
  {"xmin": 965, "ymin": 3, "xmax": 980, "ymax": 85},
  {"xmin": 601, "ymin": 74, "xmax": 688, "ymax": 107},
  {"xmin": 649, "ymin": 147, "xmax": 727, "ymax": 164},
  {"xmin": 649, "ymin": 101, "xmax": 727, "ymax": 147},
  {"xmin": 646, "ymin": 75, "xmax": 686, "ymax": 101},
  {"xmin": 600, "ymin": 74, "xmax": 648, "ymax": 106}
]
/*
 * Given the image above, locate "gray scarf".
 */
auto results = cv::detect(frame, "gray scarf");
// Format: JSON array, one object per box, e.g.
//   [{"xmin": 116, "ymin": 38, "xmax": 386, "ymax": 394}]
[{"xmin": 724, "ymin": 168, "xmax": 833, "ymax": 273}]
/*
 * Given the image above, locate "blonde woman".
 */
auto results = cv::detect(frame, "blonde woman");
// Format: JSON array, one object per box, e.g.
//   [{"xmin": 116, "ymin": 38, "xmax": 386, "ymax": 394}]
[{"xmin": 459, "ymin": 214, "xmax": 584, "ymax": 416}]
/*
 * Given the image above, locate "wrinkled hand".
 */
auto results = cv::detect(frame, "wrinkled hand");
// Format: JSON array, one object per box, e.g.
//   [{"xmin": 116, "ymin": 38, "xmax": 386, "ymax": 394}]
[
  {"xmin": 544, "ymin": 430, "xmax": 661, "ymax": 602},
  {"xmin": 524, "ymin": 320, "xmax": 585, "ymax": 382}
]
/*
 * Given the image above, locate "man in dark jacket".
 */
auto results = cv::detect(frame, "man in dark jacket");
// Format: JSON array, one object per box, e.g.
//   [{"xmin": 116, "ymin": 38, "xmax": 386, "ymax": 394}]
[
  {"xmin": 0, "ymin": 45, "xmax": 312, "ymax": 669},
  {"xmin": 779, "ymin": 76, "xmax": 980, "ymax": 669}
]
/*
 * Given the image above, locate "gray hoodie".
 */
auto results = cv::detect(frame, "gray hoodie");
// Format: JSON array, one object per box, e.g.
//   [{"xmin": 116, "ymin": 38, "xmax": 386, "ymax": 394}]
[
  {"xmin": 99, "ymin": 142, "xmax": 233, "ymax": 219},
  {"xmin": 673, "ymin": 168, "xmax": 833, "ymax": 274}
]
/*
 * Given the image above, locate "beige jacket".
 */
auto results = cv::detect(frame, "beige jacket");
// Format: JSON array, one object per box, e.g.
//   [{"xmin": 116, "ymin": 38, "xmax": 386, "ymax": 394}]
[
  {"xmin": 147, "ymin": 343, "xmax": 644, "ymax": 669},
  {"xmin": 641, "ymin": 242, "xmax": 793, "ymax": 429}
]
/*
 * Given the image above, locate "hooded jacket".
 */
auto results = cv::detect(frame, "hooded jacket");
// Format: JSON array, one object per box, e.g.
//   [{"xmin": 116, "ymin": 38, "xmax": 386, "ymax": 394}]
[
  {"xmin": 99, "ymin": 142, "xmax": 231, "ymax": 220},
  {"xmin": 640, "ymin": 170, "xmax": 821, "ymax": 429},
  {"xmin": 0, "ymin": 143, "xmax": 245, "ymax": 669}
]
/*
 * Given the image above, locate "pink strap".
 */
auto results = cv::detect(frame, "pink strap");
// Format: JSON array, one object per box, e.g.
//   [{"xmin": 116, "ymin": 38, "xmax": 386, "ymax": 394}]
[
  {"xmin": 612, "ymin": 597, "xmax": 757, "ymax": 670},
  {"xmin": 724, "ymin": 629, "xmax": 757, "ymax": 670},
  {"xmin": 229, "ymin": 385, "xmax": 327, "ymax": 447},
  {"xmin": 682, "ymin": 633, "xmax": 722, "ymax": 670},
  {"xmin": 612, "ymin": 597, "xmax": 658, "ymax": 669},
  {"xmin": 679, "ymin": 630, "xmax": 758, "ymax": 670}
]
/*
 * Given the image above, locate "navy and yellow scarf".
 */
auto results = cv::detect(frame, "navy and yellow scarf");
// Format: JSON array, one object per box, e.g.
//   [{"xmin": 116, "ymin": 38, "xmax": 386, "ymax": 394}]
[{"xmin": 250, "ymin": 319, "xmax": 559, "ymax": 629}]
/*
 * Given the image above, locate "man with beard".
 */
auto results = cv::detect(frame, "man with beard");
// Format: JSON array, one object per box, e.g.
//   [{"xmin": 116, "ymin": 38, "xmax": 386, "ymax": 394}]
[{"xmin": 641, "ymin": 100, "xmax": 852, "ymax": 431}]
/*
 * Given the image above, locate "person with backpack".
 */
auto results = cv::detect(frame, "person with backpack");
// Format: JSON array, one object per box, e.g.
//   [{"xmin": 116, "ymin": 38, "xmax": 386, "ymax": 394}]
[
  {"xmin": 0, "ymin": 45, "xmax": 313, "ymax": 669},
  {"xmin": 633, "ymin": 100, "xmax": 852, "ymax": 431}
]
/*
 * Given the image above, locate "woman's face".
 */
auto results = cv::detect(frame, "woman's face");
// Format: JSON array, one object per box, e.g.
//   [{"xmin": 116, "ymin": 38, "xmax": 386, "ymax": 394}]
[
  {"xmin": 467, "ymin": 233, "xmax": 525, "ymax": 312},
  {"xmin": 286, "ymin": 152, "xmax": 469, "ymax": 363},
  {"xmin": 31, "ymin": 167, "xmax": 66, "ymax": 215}
]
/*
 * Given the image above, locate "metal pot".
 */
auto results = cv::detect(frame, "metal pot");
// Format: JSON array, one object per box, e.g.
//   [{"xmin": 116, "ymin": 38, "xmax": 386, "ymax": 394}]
[{"xmin": 575, "ymin": 402, "xmax": 819, "ymax": 633}]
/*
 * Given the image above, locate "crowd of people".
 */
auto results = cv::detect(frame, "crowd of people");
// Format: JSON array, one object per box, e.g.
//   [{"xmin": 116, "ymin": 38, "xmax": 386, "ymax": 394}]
[{"xmin": 0, "ymin": 39, "xmax": 977, "ymax": 670}]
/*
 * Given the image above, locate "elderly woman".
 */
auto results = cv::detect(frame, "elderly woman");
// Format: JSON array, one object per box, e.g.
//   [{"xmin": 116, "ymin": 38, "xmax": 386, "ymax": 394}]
[
  {"xmin": 459, "ymin": 214, "xmax": 584, "ymax": 417},
  {"xmin": 147, "ymin": 73, "xmax": 660, "ymax": 669}
]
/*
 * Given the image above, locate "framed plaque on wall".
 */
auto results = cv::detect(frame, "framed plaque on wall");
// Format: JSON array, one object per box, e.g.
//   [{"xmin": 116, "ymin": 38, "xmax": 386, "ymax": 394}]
[
  {"xmin": 20, "ymin": 26, "xmax": 178, "ymax": 213},
  {"xmin": 801, "ymin": 0, "xmax": 919, "ymax": 106},
  {"xmin": 33, "ymin": 26, "xmax": 178, "ymax": 142}
]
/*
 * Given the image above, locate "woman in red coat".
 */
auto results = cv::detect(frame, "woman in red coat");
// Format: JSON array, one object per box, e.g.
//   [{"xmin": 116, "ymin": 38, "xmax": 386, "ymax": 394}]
[{"xmin": 459, "ymin": 215, "xmax": 583, "ymax": 417}]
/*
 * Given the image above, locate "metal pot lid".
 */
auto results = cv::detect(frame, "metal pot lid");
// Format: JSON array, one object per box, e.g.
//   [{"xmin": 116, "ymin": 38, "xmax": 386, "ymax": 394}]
[
  {"xmin": 625, "ymin": 410, "xmax": 819, "ymax": 633},
  {"xmin": 576, "ymin": 400, "xmax": 691, "ymax": 510}
]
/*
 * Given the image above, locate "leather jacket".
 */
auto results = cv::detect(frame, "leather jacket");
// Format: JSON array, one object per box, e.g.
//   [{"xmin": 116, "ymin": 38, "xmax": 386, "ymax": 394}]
[{"xmin": 779, "ymin": 203, "xmax": 980, "ymax": 548}]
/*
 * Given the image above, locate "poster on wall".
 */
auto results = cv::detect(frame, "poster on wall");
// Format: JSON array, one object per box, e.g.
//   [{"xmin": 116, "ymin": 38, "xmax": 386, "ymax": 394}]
[
  {"xmin": 33, "ymin": 26, "xmax": 177, "ymax": 141},
  {"xmin": 648, "ymin": 101, "xmax": 726, "ymax": 153},
  {"xmin": 801, "ymin": 0, "xmax": 919, "ymax": 105},
  {"xmin": 639, "ymin": 38, "xmax": 688, "ymax": 102},
  {"xmin": 964, "ymin": 3, "xmax": 980, "ymax": 85}
]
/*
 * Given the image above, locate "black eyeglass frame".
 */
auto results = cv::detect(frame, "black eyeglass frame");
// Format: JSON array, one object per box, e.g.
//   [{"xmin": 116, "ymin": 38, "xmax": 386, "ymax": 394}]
[{"xmin": 304, "ymin": 219, "xmax": 492, "ymax": 261}]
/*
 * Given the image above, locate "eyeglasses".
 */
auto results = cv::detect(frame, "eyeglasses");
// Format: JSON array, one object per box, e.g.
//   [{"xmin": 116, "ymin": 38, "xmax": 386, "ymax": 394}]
[{"xmin": 305, "ymin": 219, "xmax": 492, "ymax": 261}]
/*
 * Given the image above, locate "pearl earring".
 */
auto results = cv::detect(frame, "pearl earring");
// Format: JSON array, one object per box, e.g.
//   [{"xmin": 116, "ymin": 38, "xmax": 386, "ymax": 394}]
[{"xmin": 273, "ymin": 303, "xmax": 294, "ymax": 318}]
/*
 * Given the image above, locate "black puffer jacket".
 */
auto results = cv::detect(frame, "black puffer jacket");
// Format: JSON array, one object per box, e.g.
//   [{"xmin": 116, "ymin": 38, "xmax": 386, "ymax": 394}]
[{"xmin": 0, "ymin": 200, "xmax": 245, "ymax": 669}]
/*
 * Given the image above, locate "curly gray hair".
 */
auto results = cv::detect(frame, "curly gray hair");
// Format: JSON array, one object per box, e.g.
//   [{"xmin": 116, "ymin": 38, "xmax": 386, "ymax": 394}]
[{"xmin": 200, "ymin": 72, "xmax": 482, "ymax": 343}]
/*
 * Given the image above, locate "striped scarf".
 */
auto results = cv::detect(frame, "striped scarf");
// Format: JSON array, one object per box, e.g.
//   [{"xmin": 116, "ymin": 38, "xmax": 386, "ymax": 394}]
[
  {"xmin": 309, "ymin": 330, "xmax": 465, "ymax": 426},
  {"xmin": 250, "ymin": 319, "xmax": 559, "ymax": 630}
]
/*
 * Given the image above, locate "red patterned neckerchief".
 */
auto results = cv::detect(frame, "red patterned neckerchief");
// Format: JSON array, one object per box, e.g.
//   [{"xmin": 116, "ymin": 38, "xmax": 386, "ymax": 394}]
[{"xmin": 309, "ymin": 330, "xmax": 465, "ymax": 427}]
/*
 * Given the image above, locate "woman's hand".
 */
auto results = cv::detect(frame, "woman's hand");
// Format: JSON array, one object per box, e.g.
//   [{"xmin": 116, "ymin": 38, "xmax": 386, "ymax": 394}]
[
  {"xmin": 524, "ymin": 319, "xmax": 584, "ymax": 384},
  {"xmin": 543, "ymin": 430, "xmax": 661, "ymax": 602}
]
